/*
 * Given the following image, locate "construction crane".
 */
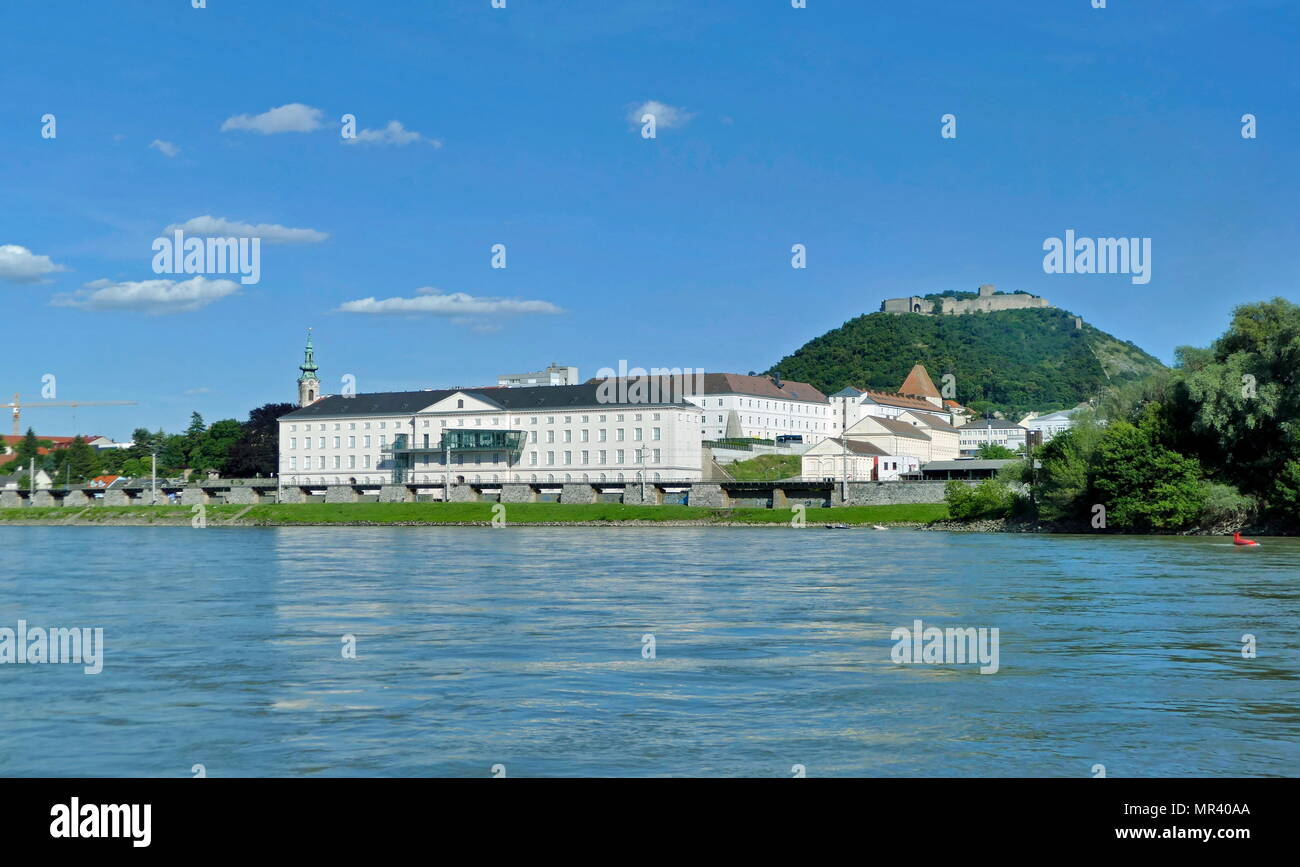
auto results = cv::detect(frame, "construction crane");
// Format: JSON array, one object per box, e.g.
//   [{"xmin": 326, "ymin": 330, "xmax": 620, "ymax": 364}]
[{"xmin": 5, "ymin": 393, "xmax": 139, "ymax": 438}]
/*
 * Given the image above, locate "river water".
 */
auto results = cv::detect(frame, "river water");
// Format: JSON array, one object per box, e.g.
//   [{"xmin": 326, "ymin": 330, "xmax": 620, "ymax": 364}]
[{"xmin": 1, "ymin": 526, "xmax": 1296, "ymax": 777}]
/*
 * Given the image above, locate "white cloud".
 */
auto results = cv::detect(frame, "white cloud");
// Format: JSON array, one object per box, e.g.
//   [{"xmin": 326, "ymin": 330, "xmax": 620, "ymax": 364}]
[
  {"xmin": 183, "ymin": 387, "xmax": 211, "ymax": 395},
  {"xmin": 627, "ymin": 100, "xmax": 694, "ymax": 130},
  {"xmin": 162, "ymin": 215, "xmax": 329, "ymax": 245},
  {"xmin": 0, "ymin": 244, "xmax": 68, "ymax": 283},
  {"xmin": 336, "ymin": 287, "xmax": 563, "ymax": 317},
  {"xmin": 221, "ymin": 103, "xmax": 324, "ymax": 134},
  {"xmin": 52, "ymin": 276, "xmax": 240, "ymax": 314},
  {"xmin": 150, "ymin": 139, "xmax": 180, "ymax": 158},
  {"xmin": 344, "ymin": 120, "xmax": 441, "ymax": 148}
]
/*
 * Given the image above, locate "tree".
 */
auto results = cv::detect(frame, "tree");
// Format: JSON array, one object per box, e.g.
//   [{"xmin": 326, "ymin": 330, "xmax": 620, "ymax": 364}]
[
  {"xmin": 976, "ymin": 443, "xmax": 1017, "ymax": 459},
  {"xmin": 1090, "ymin": 421, "xmax": 1206, "ymax": 530},
  {"xmin": 60, "ymin": 436, "xmax": 102, "ymax": 484},
  {"xmin": 1173, "ymin": 298, "xmax": 1300, "ymax": 499},
  {"xmin": 225, "ymin": 403, "xmax": 298, "ymax": 478}
]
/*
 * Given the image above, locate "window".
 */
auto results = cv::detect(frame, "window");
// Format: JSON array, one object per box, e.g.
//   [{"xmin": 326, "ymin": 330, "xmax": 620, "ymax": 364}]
[
  {"xmin": 598, "ymin": 450, "xmax": 607, "ymax": 464},
  {"xmin": 457, "ymin": 399, "xmax": 464, "ymax": 408},
  {"xmin": 290, "ymin": 456, "xmax": 297, "ymax": 469},
  {"xmin": 290, "ymin": 425, "xmax": 297, "ymax": 432},
  {"xmin": 633, "ymin": 428, "xmax": 642, "ymax": 441},
  {"xmin": 289, "ymin": 437, "xmax": 297, "ymax": 449},
  {"xmin": 598, "ymin": 429, "xmax": 607, "ymax": 442},
  {"xmin": 318, "ymin": 437, "xmax": 325, "ymax": 449},
  {"xmin": 364, "ymin": 455, "xmax": 371, "ymax": 468},
  {"xmin": 563, "ymin": 451, "xmax": 572, "ymax": 465},
  {"xmin": 563, "ymin": 430, "xmax": 572, "ymax": 443},
  {"xmin": 348, "ymin": 455, "xmax": 356, "ymax": 469},
  {"xmin": 363, "ymin": 435, "xmax": 371, "ymax": 448},
  {"xmin": 333, "ymin": 456, "xmax": 341, "ymax": 469},
  {"xmin": 616, "ymin": 449, "xmax": 625, "ymax": 463},
  {"xmin": 580, "ymin": 429, "xmax": 589, "ymax": 442},
  {"xmin": 652, "ymin": 427, "xmax": 661, "ymax": 441},
  {"xmin": 350, "ymin": 422, "xmax": 357, "ymax": 430},
  {"xmin": 530, "ymin": 431, "xmax": 537, "ymax": 443},
  {"xmin": 653, "ymin": 449, "xmax": 661, "ymax": 463},
  {"xmin": 348, "ymin": 436, "xmax": 355, "ymax": 448},
  {"xmin": 546, "ymin": 431, "xmax": 555, "ymax": 443},
  {"xmin": 530, "ymin": 452, "xmax": 538, "ymax": 466},
  {"xmin": 581, "ymin": 450, "xmax": 589, "ymax": 464},
  {"xmin": 616, "ymin": 429, "xmax": 625, "ymax": 441},
  {"xmin": 546, "ymin": 451, "xmax": 555, "ymax": 466},
  {"xmin": 304, "ymin": 456, "xmax": 312, "ymax": 470}
]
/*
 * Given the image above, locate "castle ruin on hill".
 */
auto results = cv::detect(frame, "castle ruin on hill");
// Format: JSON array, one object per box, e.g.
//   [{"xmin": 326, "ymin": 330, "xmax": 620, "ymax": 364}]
[{"xmin": 880, "ymin": 284, "xmax": 1051, "ymax": 315}]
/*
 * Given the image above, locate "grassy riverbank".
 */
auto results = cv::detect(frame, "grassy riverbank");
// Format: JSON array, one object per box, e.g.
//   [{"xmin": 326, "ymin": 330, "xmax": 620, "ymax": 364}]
[{"xmin": 0, "ymin": 502, "xmax": 948, "ymax": 526}]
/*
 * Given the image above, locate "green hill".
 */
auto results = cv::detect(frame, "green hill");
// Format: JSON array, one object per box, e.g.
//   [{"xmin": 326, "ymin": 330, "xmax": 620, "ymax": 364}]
[{"xmin": 766, "ymin": 307, "xmax": 1165, "ymax": 417}]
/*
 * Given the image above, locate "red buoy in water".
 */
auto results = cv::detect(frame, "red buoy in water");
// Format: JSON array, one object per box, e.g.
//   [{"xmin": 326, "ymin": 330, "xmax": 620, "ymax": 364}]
[{"xmin": 1233, "ymin": 531, "xmax": 1260, "ymax": 547}]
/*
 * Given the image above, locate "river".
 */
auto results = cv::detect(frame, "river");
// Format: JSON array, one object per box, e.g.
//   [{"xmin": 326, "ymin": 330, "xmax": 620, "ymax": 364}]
[{"xmin": 1, "ymin": 526, "xmax": 1296, "ymax": 776}]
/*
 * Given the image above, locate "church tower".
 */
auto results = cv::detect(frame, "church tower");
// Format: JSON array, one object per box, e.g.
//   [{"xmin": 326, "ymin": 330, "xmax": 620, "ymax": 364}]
[{"xmin": 297, "ymin": 329, "xmax": 320, "ymax": 407}]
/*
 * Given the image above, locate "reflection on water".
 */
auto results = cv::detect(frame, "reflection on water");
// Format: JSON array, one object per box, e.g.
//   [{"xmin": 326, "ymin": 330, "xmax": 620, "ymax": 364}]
[{"xmin": 1, "ymin": 526, "xmax": 1297, "ymax": 777}]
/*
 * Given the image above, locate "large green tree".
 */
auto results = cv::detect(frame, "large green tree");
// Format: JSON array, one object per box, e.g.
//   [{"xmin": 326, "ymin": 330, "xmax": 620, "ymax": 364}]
[
  {"xmin": 224, "ymin": 402, "xmax": 302, "ymax": 477},
  {"xmin": 1173, "ymin": 298, "xmax": 1300, "ymax": 499},
  {"xmin": 1090, "ymin": 420, "xmax": 1206, "ymax": 530}
]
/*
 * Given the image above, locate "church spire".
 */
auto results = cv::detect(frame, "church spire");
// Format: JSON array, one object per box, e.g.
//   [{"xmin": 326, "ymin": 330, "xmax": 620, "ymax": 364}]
[
  {"xmin": 300, "ymin": 328, "xmax": 319, "ymax": 381},
  {"xmin": 297, "ymin": 329, "xmax": 320, "ymax": 407}
]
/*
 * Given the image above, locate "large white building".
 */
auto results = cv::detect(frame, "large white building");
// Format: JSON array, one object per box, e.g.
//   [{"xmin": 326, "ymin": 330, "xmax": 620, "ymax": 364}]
[
  {"xmin": 590, "ymin": 372, "xmax": 833, "ymax": 444},
  {"xmin": 685, "ymin": 373, "xmax": 832, "ymax": 443},
  {"xmin": 958, "ymin": 418, "xmax": 1028, "ymax": 456},
  {"xmin": 279, "ymin": 340, "xmax": 703, "ymax": 486}
]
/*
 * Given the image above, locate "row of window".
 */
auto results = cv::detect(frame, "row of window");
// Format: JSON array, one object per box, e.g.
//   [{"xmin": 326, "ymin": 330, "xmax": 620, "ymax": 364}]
[{"xmin": 285, "ymin": 473, "xmax": 666, "ymax": 485}]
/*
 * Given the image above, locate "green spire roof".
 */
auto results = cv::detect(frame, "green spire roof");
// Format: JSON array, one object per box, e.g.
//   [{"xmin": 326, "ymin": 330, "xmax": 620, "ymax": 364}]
[{"xmin": 299, "ymin": 329, "xmax": 319, "ymax": 381}]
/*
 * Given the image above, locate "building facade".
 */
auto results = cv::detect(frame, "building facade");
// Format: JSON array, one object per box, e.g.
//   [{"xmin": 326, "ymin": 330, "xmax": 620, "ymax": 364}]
[
  {"xmin": 498, "ymin": 363, "xmax": 579, "ymax": 388},
  {"xmin": 958, "ymin": 418, "xmax": 1028, "ymax": 456},
  {"xmin": 277, "ymin": 343, "xmax": 704, "ymax": 486}
]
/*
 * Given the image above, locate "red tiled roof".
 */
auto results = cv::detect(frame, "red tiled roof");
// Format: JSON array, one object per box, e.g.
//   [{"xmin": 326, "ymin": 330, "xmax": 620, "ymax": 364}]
[{"xmin": 898, "ymin": 364, "xmax": 941, "ymax": 399}]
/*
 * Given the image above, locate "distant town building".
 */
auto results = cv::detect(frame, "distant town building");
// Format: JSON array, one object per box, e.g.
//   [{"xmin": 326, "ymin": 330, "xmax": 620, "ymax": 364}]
[
  {"xmin": 800, "ymin": 438, "xmax": 920, "ymax": 482},
  {"xmin": 498, "ymin": 363, "xmax": 579, "ymax": 388},
  {"xmin": 881, "ymin": 285, "xmax": 1051, "ymax": 316},
  {"xmin": 1019, "ymin": 406, "xmax": 1088, "ymax": 444},
  {"xmin": 958, "ymin": 418, "xmax": 1028, "ymax": 456},
  {"xmin": 830, "ymin": 364, "xmax": 956, "ymax": 436}
]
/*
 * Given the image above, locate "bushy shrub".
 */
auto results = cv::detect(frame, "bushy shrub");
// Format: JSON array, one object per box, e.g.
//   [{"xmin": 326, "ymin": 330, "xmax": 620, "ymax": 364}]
[{"xmin": 945, "ymin": 479, "xmax": 1014, "ymax": 520}]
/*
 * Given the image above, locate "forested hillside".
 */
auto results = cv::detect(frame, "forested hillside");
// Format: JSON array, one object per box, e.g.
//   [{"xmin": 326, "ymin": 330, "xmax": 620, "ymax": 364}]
[{"xmin": 767, "ymin": 308, "xmax": 1164, "ymax": 416}]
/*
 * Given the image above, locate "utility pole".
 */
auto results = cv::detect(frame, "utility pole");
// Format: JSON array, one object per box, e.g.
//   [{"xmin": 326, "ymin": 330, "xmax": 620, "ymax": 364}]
[
  {"xmin": 29, "ymin": 457, "xmax": 36, "ymax": 497},
  {"xmin": 151, "ymin": 449, "xmax": 158, "ymax": 505},
  {"xmin": 840, "ymin": 396, "xmax": 848, "ymax": 503}
]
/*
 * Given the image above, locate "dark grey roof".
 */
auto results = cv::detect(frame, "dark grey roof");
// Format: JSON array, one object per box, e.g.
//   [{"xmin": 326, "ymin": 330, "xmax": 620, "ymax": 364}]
[
  {"xmin": 823, "ymin": 437, "xmax": 889, "ymax": 457},
  {"xmin": 281, "ymin": 382, "xmax": 702, "ymax": 420},
  {"xmin": 922, "ymin": 459, "xmax": 1017, "ymax": 471},
  {"xmin": 868, "ymin": 416, "xmax": 932, "ymax": 440},
  {"xmin": 830, "ymin": 386, "xmax": 863, "ymax": 398}
]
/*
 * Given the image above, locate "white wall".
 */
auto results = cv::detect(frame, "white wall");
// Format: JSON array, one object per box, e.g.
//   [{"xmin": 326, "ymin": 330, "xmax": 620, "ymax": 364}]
[{"xmin": 279, "ymin": 404, "xmax": 704, "ymax": 485}]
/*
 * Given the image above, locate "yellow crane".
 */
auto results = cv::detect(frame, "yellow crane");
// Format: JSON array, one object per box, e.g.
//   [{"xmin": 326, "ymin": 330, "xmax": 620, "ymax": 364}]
[{"xmin": 5, "ymin": 393, "xmax": 138, "ymax": 438}]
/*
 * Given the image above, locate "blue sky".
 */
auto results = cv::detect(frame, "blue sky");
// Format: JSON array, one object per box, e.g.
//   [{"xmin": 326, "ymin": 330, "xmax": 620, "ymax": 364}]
[{"xmin": 2, "ymin": 0, "xmax": 1297, "ymax": 439}]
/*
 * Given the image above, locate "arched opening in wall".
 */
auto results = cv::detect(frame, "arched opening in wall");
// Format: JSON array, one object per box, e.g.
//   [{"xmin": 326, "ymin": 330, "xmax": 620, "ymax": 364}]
[{"xmin": 912, "ymin": 303, "xmax": 922, "ymax": 313}]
